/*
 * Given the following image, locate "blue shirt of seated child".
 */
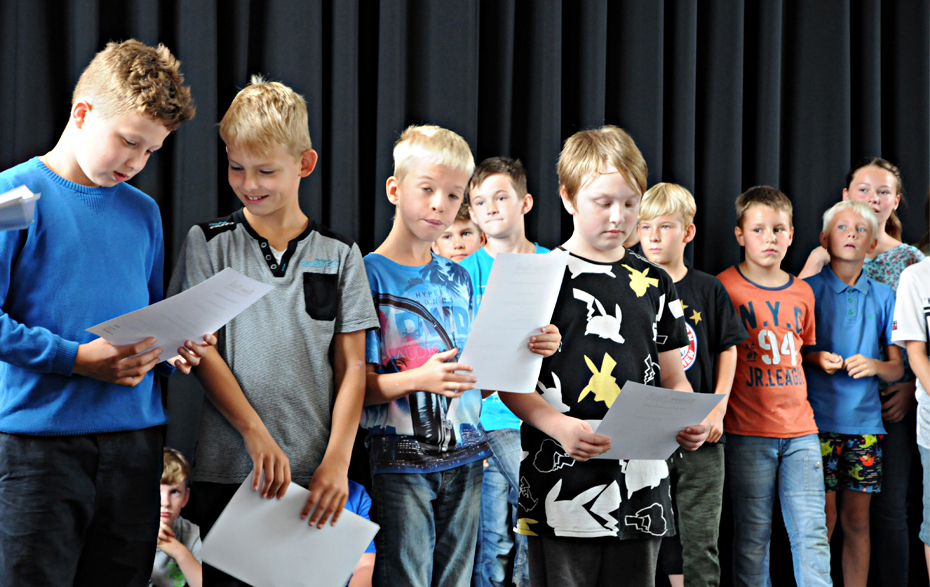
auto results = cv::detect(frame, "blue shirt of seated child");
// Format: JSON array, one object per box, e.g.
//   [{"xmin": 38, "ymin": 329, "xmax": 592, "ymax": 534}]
[
  {"xmin": 346, "ymin": 480, "xmax": 377, "ymax": 555},
  {"xmin": 804, "ymin": 264, "xmax": 896, "ymax": 435}
]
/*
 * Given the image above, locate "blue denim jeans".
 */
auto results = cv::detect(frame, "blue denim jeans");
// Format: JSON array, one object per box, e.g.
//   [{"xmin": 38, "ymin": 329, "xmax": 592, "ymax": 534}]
[
  {"xmin": 725, "ymin": 433, "xmax": 832, "ymax": 587},
  {"xmin": 473, "ymin": 428, "xmax": 529, "ymax": 587},
  {"xmin": 372, "ymin": 459, "xmax": 484, "ymax": 587},
  {"xmin": 918, "ymin": 444, "xmax": 930, "ymax": 545}
]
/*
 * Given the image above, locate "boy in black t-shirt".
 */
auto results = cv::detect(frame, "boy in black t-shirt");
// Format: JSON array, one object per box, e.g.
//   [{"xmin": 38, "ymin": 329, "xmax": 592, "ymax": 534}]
[
  {"xmin": 638, "ymin": 182, "xmax": 748, "ymax": 587},
  {"xmin": 499, "ymin": 128, "xmax": 709, "ymax": 587}
]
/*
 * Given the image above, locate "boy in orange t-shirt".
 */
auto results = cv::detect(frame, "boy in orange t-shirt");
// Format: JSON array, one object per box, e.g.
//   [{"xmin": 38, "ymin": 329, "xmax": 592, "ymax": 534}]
[{"xmin": 717, "ymin": 186, "xmax": 832, "ymax": 587}]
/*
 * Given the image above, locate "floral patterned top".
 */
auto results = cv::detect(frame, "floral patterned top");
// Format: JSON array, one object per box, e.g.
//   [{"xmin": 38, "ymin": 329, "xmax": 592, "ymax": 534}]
[
  {"xmin": 863, "ymin": 243, "xmax": 926, "ymax": 387},
  {"xmin": 863, "ymin": 244, "xmax": 925, "ymax": 290}
]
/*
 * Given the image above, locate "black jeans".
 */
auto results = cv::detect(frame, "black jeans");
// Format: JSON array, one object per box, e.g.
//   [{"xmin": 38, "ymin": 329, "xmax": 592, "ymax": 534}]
[
  {"xmin": 0, "ymin": 426, "xmax": 163, "ymax": 587},
  {"xmin": 870, "ymin": 405, "xmax": 918, "ymax": 586}
]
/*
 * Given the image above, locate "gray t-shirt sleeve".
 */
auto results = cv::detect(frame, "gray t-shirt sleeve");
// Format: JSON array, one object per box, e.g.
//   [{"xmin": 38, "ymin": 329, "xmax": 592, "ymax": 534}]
[{"xmin": 334, "ymin": 243, "xmax": 378, "ymax": 334}]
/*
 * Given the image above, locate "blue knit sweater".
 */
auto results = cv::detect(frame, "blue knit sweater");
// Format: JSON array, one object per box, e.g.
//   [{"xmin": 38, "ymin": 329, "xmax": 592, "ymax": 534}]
[{"xmin": 0, "ymin": 157, "xmax": 167, "ymax": 434}]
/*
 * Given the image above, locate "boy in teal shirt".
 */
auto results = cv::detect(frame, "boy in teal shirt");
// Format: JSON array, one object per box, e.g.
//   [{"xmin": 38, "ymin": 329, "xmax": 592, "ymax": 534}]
[{"xmin": 459, "ymin": 157, "xmax": 547, "ymax": 587}]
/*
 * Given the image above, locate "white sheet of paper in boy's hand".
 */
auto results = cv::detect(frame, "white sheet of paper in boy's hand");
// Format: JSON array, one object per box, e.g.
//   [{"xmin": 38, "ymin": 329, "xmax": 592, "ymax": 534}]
[
  {"xmin": 86, "ymin": 268, "xmax": 272, "ymax": 363},
  {"xmin": 200, "ymin": 476, "xmax": 380, "ymax": 587},
  {"xmin": 592, "ymin": 382, "xmax": 725, "ymax": 461},
  {"xmin": 0, "ymin": 185, "xmax": 41, "ymax": 231},
  {"xmin": 459, "ymin": 250, "xmax": 568, "ymax": 393}
]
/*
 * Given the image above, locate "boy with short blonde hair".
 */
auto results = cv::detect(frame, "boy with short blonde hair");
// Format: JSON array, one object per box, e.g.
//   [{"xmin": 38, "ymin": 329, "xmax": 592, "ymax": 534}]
[
  {"xmin": 153, "ymin": 448, "xmax": 202, "ymax": 587},
  {"xmin": 431, "ymin": 202, "xmax": 486, "ymax": 263},
  {"xmin": 169, "ymin": 76, "xmax": 378, "ymax": 586},
  {"xmin": 0, "ymin": 39, "xmax": 210, "ymax": 585},
  {"xmin": 638, "ymin": 183, "xmax": 747, "ymax": 587},
  {"xmin": 218, "ymin": 78, "xmax": 313, "ymax": 157},
  {"xmin": 500, "ymin": 127, "xmax": 708, "ymax": 587},
  {"xmin": 718, "ymin": 186, "xmax": 832, "ymax": 586},
  {"xmin": 460, "ymin": 156, "xmax": 548, "ymax": 587},
  {"xmin": 803, "ymin": 200, "xmax": 901, "ymax": 587},
  {"xmin": 362, "ymin": 125, "xmax": 560, "ymax": 587}
]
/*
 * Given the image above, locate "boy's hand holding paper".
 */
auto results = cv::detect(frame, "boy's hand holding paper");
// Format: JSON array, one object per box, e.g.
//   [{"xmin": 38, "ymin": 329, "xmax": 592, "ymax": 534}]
[
  {"xmin": 201, "ymin": 475, "xmax": 380, "ymax": 587},
  {"xmin": 86, "ymin": 268, "xmax": 272, "ymax": 364},
  {"xmin": 592, "ymin": 382, "xmax": 723, "ymax": 461},
  {"xmin": 460, "ymin": 250, "xmax": 568, "ymax": 392}
]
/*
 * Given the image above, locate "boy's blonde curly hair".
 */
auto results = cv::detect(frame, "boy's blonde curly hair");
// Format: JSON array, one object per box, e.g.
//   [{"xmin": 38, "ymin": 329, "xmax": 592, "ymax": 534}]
[
  {"xmin": 161, "ymin": 447, "xmax": 191, "ymax": 489},
  {"xmin": 73, "ymin": 39, "xmax": 195, "ymax": 131}
]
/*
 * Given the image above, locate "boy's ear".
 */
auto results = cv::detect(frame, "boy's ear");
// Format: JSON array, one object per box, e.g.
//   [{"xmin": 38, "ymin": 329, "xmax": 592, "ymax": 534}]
[
  {"xmin": 521, "ymin": 193, "xmax": 534, "ymax": 215},
  {"xmin": 867, "ymin": 235, "xmax": 879, "ymax": 256},
  {"xmin": 72, "ymin": 100, "xmax": 91, "ymax": 129},
  {"xmin": 468, "ymin": 206, "xmax": 479, "ymax": 226},
  {"xmin": 559, "ymin": 187, "xmax": 576, "ymax": 215},
  {"xmin": 819, "ymin": 231, "xmax": 829, "ymax": 251},
  {"xmin": 180, "ymin": 485, "xmax": 191, "ymax": 509},
  {"xmin": 299, "ymin": 149, "xmax": 318, "ymax": 177},
  {"xmin": 386, "ymin": 176, "xmax": 400, "ymax": 204},
  {"xmin": 430, "ymin": 241, "xmax": 441, "ymax": 255},
  {"xmin": 734, "ymin": 225, "xmax": 745, "ymax": 247},
  {"xmin": 478, "ymin": 231, "xmax": 487, "ymax": 246},
  {"xmin": 684, "ymin": 223, "xmax": 696, "ymax": 244}
]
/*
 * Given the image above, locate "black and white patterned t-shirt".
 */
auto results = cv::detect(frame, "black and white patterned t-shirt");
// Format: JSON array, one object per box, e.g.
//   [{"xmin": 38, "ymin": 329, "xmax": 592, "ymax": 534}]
[{"xmin": 517, "ymin": 249, "xmax": 689, "ymax": 540}]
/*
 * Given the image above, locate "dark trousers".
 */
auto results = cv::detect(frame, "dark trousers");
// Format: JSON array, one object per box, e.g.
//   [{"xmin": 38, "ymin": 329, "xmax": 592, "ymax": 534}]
[
  {"xmin": 659, "ymin": 442, "xmax": 725, "ymax": 587},
  {"xmin": 870, "ymin": 406, "xmax": 917, "ymax": 586},
  {"xmin": 185, "ymin": 481, "xmax": 250, "ymax": 586},
  {"xmin": 0, "ymin": 427, "xmax": 163, "ymax": 587},
  {"xmin": 527, "ymin": 534, "xmax": 661, "ymax": 587}
]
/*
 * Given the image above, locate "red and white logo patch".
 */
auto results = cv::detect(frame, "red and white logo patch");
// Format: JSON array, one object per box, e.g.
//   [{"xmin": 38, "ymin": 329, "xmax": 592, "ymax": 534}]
[{"xmin": 680, "ymin": 322, "xmax": 697, "ymax": 371}]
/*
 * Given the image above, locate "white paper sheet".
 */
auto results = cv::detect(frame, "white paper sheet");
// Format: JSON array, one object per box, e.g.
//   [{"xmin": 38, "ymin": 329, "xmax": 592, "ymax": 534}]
[
  {"xmin": 592, "ymin": 381, "xmax": 725, "ymax": 461},
  {"xmin": 201, "ymin": 476, "xmax": 380, "ymax": 587},
  {"xmin": 459, "ymin": 250, "xmax": 568, "ymax": 393},
  {"xmin": 86, "ymin": 267, "xmax": 272, "ymax": 362},
  {"xmin": 0, "ymin": 185, "xmax": 40, "ymax": 231}
]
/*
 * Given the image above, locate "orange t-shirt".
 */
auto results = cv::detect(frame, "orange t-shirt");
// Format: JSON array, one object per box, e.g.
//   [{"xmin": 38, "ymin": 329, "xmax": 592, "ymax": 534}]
[{"xmin": 717, "ymin": 266, "xmax": 818, "ymax": 438}]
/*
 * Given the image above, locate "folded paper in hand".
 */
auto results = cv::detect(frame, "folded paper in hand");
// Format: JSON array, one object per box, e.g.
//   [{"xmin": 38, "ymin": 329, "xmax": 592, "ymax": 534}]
[
  {"xmin": 0, "ymin": 185, "xmax": 41, "ymax": 231},
  {"xmin": 86, "ymin": 268, "xmax": 272, "ymax": 363}
]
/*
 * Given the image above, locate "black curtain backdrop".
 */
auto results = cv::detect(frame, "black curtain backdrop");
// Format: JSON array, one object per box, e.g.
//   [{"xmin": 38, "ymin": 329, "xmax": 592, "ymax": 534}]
[{"xmin": 3, "ymin": 2, "xmax": 930, "ymax": 585}]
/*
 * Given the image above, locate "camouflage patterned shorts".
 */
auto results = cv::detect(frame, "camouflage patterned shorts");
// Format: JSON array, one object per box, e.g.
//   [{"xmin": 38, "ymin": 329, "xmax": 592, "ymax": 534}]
[{"xmin": 819, "ymin": 432, "xmax": 882, "ymax": 493}]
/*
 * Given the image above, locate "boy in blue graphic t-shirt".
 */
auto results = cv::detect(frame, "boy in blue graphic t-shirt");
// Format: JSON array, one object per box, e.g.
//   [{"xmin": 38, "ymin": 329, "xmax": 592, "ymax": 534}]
[
  {"xmin": 459, "ymin": 157, "xmax": 547, "ymax": 587},
  {"xmin": 362, "ymin": 126, "xmax": 560, "ymax": 587}
]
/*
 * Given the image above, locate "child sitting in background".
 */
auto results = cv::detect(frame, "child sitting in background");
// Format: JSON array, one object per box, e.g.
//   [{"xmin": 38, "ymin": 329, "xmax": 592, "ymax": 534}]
[
  {"xmin": 803, "ymin": 200, "xmax": 902, "ymax": 587},
  {"xmin": 432, "ymin": 202, "xmax": 485, "ymax": 262},
  {"xmin": 152, "ymin": 448, "xmax": 201, "ymax": 587}
]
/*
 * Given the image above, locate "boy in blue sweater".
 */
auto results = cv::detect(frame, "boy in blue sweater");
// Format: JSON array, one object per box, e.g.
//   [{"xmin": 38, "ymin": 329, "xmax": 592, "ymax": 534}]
[{"xmin": 0, "ymin": 40, "xmax": 211, "ymax": 586}]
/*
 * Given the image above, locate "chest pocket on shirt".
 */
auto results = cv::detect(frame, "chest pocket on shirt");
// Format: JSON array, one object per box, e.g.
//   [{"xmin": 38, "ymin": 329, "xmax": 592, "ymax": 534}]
[{"xmin": 303, "ymin": 272, "xmax": 339, "ymax": 321}]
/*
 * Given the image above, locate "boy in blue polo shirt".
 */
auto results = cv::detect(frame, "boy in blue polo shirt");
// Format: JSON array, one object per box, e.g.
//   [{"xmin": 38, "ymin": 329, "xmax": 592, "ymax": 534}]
[
  {"xmin": 460, "ymin": 157, "xmax": 546, "ymax": 587},
  {"xmin": 803, "ymin": 200, "xmax": 903, "ymax": 587}
]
